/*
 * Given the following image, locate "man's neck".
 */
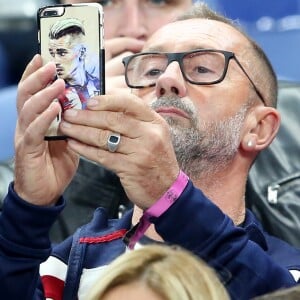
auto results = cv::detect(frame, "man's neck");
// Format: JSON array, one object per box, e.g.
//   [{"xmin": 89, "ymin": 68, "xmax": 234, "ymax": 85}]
[
  {"xmin": 190, "ymin": 165, "xmax": 247, "ymax": 225},
  {"xmin": 68, "ymin": 67, "xmax": 87, "ymax": 86},
  {"xmin": 131, "ymin": 166, "xmax": 247, "ymax": 239}
]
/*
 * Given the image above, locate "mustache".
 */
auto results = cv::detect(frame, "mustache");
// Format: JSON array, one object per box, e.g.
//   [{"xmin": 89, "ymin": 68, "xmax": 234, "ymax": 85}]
[{"xmin": 150, "ymin": 95, "xmax": 196, "ymax": 119}]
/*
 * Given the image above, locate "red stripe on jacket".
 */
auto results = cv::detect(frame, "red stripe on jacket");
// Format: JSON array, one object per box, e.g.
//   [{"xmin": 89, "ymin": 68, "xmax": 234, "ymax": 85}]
[{"xmin": 79, "ymin": 229, "xmax": 127, "ymax": 244}]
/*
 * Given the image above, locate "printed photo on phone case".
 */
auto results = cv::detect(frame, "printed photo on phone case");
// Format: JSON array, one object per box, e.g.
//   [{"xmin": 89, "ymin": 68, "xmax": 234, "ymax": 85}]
[{"xmin": 38, "ymin": 4, "xmax": 104, "ymax": 139}]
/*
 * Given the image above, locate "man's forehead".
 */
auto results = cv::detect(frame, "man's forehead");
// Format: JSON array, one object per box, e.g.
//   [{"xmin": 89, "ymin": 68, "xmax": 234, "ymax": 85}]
[
  {"xmin": 49, "ymin": 35, "xmax": 74, "ymax": 49},
  {"xmin": 144, "ymin": 18, "xmax": 246, "ymax": 52}
]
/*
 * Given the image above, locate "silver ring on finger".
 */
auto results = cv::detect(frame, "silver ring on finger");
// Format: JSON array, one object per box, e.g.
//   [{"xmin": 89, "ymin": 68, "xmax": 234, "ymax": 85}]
[{"xmin": 107, "ymin": 132, "xmax": 121, "ymax": 153}]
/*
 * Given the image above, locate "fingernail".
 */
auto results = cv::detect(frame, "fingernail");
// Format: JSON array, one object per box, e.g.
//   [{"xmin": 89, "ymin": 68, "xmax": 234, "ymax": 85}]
[
  {"xmin": 30, "ymin": 54, "xmax": 39, "ymax": 65},
  {"xmin": 64, "ymin": 109, "xmax": 78, "ymax": 117},
  {"xmin": 87, "ymin": 99, "xmax": 98, "ymax": 107}
]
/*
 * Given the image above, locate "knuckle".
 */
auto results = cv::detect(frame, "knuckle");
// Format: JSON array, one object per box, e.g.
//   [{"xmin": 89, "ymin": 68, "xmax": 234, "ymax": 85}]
[
  {"xmin": 18, "ymin": 112, "xmax": 26, "ymax": 126},
  {"xmin": 96, "ymin": 129, "xmax": 109, "ymax": 148},
  {"xmin": 149, "ymin": 127, "xmax": 165, "ymax": 145},
  {"xmin": 104, "ymin": 112, "xmax": 124, "ymax": 129}
]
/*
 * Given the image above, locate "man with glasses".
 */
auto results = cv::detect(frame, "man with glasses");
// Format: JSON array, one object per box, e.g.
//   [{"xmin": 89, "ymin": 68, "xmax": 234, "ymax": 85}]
[{"xmin": 1, "ymin": 3, "xmax": 300, "ymax": 300}]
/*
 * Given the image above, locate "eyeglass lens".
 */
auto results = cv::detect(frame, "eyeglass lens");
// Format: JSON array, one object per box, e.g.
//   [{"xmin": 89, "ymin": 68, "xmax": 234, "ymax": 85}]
[{"xmin": 126, "ymin": 51, "xmax": 227, "ymax": 87}]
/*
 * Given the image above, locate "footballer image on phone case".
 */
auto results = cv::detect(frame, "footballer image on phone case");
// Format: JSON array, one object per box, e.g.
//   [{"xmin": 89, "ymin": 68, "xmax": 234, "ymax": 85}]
[{"xmin": 37, "ymin": 3, "xmax": 105, "ymax": 140}]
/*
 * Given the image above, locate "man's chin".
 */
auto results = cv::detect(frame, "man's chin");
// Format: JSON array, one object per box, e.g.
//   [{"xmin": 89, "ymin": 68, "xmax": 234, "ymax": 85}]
[
  {"xmin": 164, "ymin": 115, "xmax": 191, "ymax": 129},
  {"xmin": 57, "ymin": 72, "xmax": 67, "ymax": 79}
]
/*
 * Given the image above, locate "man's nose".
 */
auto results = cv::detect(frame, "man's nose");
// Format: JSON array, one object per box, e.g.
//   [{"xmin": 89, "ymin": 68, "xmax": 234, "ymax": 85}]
[
  {"xmin": 155, "ymin": 62, "xmax": 187, "ymax": 98},
  {"xmin": 52, "ymin": 54, "xmax": 60, "ymax": 61}
]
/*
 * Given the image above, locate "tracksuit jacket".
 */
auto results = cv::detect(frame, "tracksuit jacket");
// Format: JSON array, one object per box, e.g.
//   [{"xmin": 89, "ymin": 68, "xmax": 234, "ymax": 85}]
[{"xmin": 0, "ymin": 181, "xmax": 300, "ymax": 300}]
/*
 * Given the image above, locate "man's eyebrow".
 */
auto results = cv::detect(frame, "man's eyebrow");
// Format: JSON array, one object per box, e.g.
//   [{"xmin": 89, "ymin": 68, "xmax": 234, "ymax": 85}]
[{"xmin": 56, "ymin": 48, "xmax": 68, "ymax": 52}]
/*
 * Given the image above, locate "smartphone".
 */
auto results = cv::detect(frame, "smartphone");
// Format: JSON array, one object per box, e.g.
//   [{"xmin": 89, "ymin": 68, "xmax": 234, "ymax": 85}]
[{"xmin": 37, "ymin": 3, "xmax": 105, "ymax": 140}]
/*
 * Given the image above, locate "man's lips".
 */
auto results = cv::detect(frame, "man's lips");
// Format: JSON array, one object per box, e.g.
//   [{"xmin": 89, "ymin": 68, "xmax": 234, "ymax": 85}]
[{"xmin": 155, "ymin": 107, "xmax": 189, "ymax": 119}]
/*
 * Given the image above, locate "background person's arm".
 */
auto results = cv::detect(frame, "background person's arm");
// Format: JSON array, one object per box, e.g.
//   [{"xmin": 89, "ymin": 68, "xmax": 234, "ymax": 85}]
[{"xmin": 104, "ymin": 37, "xmax": 144, "ymax": 94}]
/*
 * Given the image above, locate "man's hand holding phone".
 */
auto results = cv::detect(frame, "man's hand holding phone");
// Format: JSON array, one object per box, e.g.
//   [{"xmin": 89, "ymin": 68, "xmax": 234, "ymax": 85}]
[{"xmin": 14, "ymin": 55, "xmax": 79, "ymax": 207}]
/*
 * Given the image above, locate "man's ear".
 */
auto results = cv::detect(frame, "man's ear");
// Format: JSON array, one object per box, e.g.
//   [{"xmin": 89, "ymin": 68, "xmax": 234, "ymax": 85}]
[
  {"xmin": 79, "ymin": 46, "xmax": 87, "ymax": 61},
  {"xmin": 241, "ymin": 106, "xmax": 280, "ymax": 152}
]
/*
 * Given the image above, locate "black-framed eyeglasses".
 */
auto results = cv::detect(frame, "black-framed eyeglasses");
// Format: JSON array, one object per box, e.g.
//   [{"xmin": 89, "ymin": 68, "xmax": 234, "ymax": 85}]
[{"xmin": 122, "ymin": 49, "xmax": 266, "ymax": 106}]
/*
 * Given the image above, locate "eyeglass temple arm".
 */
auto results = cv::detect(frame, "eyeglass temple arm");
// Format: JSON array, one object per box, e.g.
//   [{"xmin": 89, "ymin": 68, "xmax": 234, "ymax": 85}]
[{"xmin": 234, "ymin": 57, "xmax": 267, "ymax": 106}]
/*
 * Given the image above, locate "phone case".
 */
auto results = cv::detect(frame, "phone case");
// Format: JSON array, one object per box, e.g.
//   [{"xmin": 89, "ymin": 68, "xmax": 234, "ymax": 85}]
[{"xmin": 37, "ymin": 3, "xmax": 105, "ymax": 140}]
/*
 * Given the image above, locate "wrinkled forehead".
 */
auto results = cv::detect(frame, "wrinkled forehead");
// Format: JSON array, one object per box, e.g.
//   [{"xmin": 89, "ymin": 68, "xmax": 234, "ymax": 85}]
[{"xmin": 144, "ymin": 19, "xmax": 249, "ymax": 53}]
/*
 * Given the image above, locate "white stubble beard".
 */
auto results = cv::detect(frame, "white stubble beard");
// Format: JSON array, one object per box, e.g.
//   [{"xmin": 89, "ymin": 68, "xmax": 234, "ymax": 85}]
[{"xmin": 150, "ymin": 95, "xmax": 249, "ymax": 179}]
